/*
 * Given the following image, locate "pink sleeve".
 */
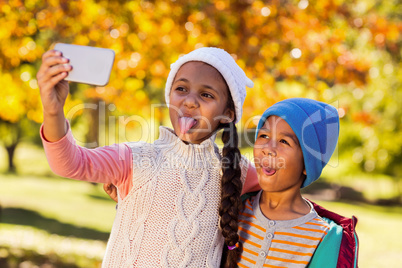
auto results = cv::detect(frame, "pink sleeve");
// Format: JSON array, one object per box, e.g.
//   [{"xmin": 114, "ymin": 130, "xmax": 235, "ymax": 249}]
[
  {"xmin": 241, "ymin": 162, "xmax": 261, "ymax": 195},
  {"xmin": 40, "ymin": 122, "xmax": 133, "ymax": 198}
]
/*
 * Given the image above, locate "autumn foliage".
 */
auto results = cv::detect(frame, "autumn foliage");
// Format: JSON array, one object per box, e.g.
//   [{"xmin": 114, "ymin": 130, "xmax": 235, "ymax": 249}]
[{"xmin": 0, "ymin": 0, "xmax": 401, "ymax": 175}]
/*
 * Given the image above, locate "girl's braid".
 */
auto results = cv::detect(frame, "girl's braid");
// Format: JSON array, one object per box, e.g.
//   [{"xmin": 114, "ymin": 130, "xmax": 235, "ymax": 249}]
[{"xmin": 219, "ymin": 120, "xmax": 243, "ymax": 268}]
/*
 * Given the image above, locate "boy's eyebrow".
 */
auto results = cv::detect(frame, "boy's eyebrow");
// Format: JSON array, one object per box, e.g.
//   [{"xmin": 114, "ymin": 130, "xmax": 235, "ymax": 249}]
[
  {"xmin": 258, "ymin": 127, "xmax": 300, "ymax": 145},
  {"xmin": 281, "ymin": 131, "xmax": 300, "ymax": 145}
]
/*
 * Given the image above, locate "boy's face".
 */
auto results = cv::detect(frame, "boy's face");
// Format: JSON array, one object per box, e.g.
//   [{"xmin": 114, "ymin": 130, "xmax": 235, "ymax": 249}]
[
  {"xmin": 254, "ymin": 115, "xmax": 306, "ymax": 193},
  {"xmin": 169, "ymin": 61, "xmax": 234, "ymax": 144}
]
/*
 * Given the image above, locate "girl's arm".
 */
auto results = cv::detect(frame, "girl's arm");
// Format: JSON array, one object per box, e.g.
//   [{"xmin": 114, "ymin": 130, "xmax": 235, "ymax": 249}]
[
  {"xmin": 241, "ymin": 162, "xmax": 261, "ymax": 195},
  {"xmin": 41, "ymin": 121, "xmax": 133, "ymax": 196},
  {"xmin": 38, "ymin": 49, "xmax": 133, "ymax": 199}
]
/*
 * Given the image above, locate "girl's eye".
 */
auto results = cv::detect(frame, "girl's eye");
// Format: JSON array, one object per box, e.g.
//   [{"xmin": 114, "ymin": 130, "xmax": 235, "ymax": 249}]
[
  {"xmin": 175, "ymin": 86, "xmax": 186, "ymax": 92},
  {"xmin": 201, "ymin": 92, "xmax": 214, "ymax": 99},
  {"xmin": 259, "ymin": 134, "xmax": 269, "ymax": 139},
  {"xmin": 280, "ymin": 139, "xmax": 290, "ymax": 145}
]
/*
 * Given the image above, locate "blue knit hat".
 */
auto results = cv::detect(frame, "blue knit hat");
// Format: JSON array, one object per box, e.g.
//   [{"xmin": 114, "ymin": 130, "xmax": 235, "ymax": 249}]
[{"xmin": 255, "ymin": 98, "xmax": 339, "ymax": 188}]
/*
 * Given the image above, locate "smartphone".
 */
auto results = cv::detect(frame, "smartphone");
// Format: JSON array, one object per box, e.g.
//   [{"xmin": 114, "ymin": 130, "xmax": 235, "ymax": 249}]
[{"xmin": 54, "ymin": 43, "xmax": 115, "ymax": 86}]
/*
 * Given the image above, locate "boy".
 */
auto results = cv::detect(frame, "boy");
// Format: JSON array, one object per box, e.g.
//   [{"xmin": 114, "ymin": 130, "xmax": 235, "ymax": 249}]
[{"xmin": 230, "ymin": 98, "xmax": 358, "ymax": 268}]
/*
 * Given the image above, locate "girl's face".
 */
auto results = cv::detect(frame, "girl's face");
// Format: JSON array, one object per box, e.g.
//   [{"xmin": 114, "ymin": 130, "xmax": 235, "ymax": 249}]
[
  {"xmin": 169, "ymin": 61, "xmax": 234, "ymax": 144},
  {"xmin": 253, "ymin": 115, "xmax": 306, "ymax": 193}
]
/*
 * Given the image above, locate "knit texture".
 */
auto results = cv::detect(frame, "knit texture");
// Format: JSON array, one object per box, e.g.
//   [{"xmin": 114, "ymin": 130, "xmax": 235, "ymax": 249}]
[
  {"xmin": 102, "ymin": 127, "xmax": 249, "ymax": 268},
  {"xmin": 255, "ymin": 98, "xmax": 339, "ymax": 188},
  {"xmin": 165, "ymin": 47, "xmax": 254, "ymax": 123}
]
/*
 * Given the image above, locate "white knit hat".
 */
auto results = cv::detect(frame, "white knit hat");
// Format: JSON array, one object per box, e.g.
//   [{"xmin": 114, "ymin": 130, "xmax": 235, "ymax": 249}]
[{"xmin": 165, "ymin": 47, "xmax": 254, "ymax": 123}]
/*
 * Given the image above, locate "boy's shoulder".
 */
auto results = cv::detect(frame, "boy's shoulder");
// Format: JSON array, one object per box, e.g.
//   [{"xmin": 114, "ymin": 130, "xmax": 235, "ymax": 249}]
[
  {"xmin": 241, "ymin": 190, "xmax": 260, "ymax": 203},
  {"xmin": 307, "ymin": 199, "xmax": 359, "ymax": 268},
  {"xmin": 307, "ymin": 199, "xmax": 358, "ymax": 229}
]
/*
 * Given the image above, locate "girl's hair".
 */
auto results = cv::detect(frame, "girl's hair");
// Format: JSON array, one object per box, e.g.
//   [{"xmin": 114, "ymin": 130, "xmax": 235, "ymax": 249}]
[{"xmin": 219, "ymin": 94, "xmax": 243, "ymax": 268}]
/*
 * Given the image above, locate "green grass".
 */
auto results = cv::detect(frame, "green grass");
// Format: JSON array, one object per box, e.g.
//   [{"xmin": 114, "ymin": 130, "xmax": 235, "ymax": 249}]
[
  {"xmin": 312, "ymin": 200, "xmax": 402, "ymax": 268},
  {"xmin": 0, "ymin": 142, "xmax": 116, "ymax": 267},
  {"xmin": 1, "ymin": 143, "xmax": 402, "ymax": 267},
  {"xmin": 0, "ymin": 173, "xmax": 115, "ymax": 238}
]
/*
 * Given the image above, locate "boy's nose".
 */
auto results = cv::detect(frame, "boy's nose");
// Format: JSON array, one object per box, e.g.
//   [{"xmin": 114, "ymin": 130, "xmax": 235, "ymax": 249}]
[{"xmin": 262, "ymin": 141, "xmax": 277, "ymax": 157}]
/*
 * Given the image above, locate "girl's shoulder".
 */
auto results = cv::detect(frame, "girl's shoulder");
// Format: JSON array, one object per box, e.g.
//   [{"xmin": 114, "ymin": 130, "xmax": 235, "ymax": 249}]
[
  {"xmin": 125, "ymin": 140, "xmax": 149, "ymax": 151},
  {"xmin": 124, "ymin": 141, "xmax": 161, "ymax": 169}
]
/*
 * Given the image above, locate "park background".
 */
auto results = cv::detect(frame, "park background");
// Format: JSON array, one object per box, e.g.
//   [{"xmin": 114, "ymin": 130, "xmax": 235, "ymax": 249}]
[{"xmin": 0, "ymin": 0, "xmax": 401, "ymax": 267}]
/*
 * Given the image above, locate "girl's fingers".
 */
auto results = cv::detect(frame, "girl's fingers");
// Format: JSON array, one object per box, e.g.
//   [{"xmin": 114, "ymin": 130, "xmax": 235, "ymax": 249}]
[
  {"xmin": 38, "ymin": 63, "xmax": 71, "ymax": 85},
  {"xmin": 48, "ymin": 72, "xmax": 68, "ymax": 85},
  {"xmin": 46, "ymin": 64, "xmax": 72, "ymax": 79},
  {"xmin": 40, "ymin": 73, "xmax": 67, "ymax": 92},
  {"xmin": 38, "ymin": 50, "xmax": 69, "ymax": 77},
  {"xmin": 39, "ymin": 55, "xmax": 69, "ymax": 74},
  {"xmin": 41, "ymin": 49, "xmax": 61, "ymax": 61},
  {"xmin": 43, "ymin": 49, "xmax": 61, "ymax": 57},
  {"xmin": 38, "ymin": 65, "xmax": 71, "ymax": 92},
  {"xmin": 40, "ymin": 50, "xmax": 63, "ymax": 67}
]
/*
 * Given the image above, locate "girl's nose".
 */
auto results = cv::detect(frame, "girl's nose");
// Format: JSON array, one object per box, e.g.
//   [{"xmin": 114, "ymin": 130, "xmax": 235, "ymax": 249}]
[{"xmin": 183, "ymin": 93, "xmax": 198, "ymax": 109}]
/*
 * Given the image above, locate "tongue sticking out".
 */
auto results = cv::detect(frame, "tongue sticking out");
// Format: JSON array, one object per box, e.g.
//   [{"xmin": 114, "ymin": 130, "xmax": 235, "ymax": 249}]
[
  {"xmin": 263, "ymin": 168, "xmax": 276, "ymax": 176},
  {"xmin": 179, "ymin": 117, "xmax": 197, "ymax": 134}
]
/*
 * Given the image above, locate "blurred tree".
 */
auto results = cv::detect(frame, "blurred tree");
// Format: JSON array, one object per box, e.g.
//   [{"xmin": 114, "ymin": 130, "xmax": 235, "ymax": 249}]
[
  {"xmin": 335, "ymin": 0, "xmax": 402, "ymax": 201},
  {"xmin": 0, "ymin": 0, "xmax": 400, "ymax": 192}
]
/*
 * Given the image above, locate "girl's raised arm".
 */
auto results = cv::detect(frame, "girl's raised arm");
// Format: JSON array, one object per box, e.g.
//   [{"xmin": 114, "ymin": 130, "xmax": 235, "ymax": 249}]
[{"xmin": 37, "ymin": 50, "xmax": 133, "ymax": 197}]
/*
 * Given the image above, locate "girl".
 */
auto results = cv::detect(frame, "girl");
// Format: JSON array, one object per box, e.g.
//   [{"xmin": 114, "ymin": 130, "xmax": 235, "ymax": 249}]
[
  {"xmin": 37, "ymin": 47, "xmax": 259, "ymax": 267},
  {"xmin": 225, "ymin": 98, "xmax": 358, "ymax": 268}
]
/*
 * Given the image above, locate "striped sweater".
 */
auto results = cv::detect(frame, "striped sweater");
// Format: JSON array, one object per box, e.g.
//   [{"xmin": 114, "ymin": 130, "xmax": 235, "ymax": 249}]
[{"xmin": 237, "ymin": 191, "xmax": 330, "ymax": 268}]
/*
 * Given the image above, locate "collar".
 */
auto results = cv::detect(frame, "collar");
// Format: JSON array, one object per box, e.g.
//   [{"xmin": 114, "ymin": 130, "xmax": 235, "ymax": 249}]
[
  {"xmin": 154, "ymin": 127, "xmax": 221, "ymax": 165},
  {"xmin": 253, "ymin": 190, "xmax": 318, "ymax": 228}
]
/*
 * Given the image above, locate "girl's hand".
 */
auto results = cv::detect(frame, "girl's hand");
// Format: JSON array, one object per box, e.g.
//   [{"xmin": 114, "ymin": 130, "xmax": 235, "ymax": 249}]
[
  {"xmin": 103, "ymin": 183, "xmax": 118, "ymax": 203},
  {"xmin": 37, "ymin": 49, "xmax": 73, "ymax": 141},
  {"xmin": 37, "ymin": 49, "xmax": 72, "ymax": 117}
]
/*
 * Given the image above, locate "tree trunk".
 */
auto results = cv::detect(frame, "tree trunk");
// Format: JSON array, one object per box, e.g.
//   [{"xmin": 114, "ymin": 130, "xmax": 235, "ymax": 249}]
[
  {"xmin": 6, "ymin": 143, "xmax": 17, "ymax": 173},
  {"xmin": 85, "ymin": 99, "xmax": 100, "ymax": 186},
  {"xmin": 396, "ymin": 178, "xmax": 402, "ymax": 205}
]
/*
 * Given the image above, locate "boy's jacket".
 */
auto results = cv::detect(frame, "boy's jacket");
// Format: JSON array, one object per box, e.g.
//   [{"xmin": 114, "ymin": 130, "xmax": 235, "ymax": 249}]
[{"xmin": 240, "ymin": 192, "xmax": 359, "ymax": 268}]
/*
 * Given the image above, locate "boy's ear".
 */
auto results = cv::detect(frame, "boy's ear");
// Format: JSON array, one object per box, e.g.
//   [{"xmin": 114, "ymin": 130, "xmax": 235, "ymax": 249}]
[{"xmin": 220, "ymin": 109, "xmax": 235, "ymax": 124}]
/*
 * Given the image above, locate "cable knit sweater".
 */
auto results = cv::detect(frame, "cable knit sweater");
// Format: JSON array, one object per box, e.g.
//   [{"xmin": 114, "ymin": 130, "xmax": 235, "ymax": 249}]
[
  {"xmin": 41, "ymin": 125, "xmax": 252, "ymax": 267},
  {"xmin": 103, "ymin": 127, "xmax": 248, "ymax": 267}
]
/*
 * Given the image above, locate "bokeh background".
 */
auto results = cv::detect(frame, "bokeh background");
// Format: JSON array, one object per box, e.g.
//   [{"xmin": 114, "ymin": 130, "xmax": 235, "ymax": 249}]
[{"xmin": 1, "ymin": 0, "xmax": 401, "ymax": 267}]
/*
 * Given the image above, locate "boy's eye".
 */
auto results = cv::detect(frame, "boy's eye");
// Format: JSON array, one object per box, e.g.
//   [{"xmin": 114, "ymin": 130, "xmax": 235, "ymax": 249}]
[
  {"xmin": 259, "ymin": 134, "xmax": 269, "ymax": 139},
  {"xmin": 280, "ymin": 139, "xmax": 290, "ymax": 145}
]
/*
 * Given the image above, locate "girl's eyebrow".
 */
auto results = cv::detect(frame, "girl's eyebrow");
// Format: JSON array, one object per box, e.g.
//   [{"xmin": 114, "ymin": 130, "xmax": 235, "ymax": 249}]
[
  {"xmin": 173, "ymin": 77, "xmax": 220, "ymax": 94},
  {"xmin": 173, "ymin": 77, "xmax": 189, "ymax": 83},
  {"xmin": 202, "ymin": 84, "xmax": 219, "ymax": 93}
]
